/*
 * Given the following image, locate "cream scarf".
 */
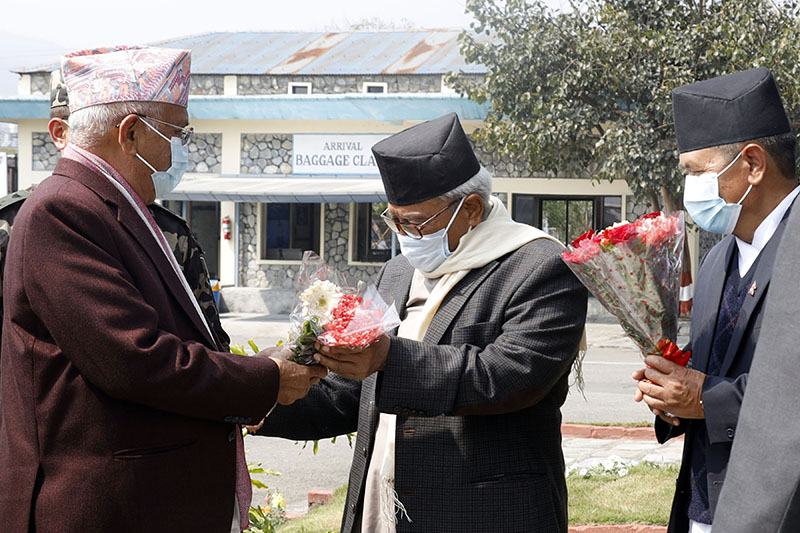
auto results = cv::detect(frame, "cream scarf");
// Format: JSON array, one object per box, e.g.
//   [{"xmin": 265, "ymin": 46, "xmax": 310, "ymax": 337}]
[{"xmin": 373, "ymin": 196, "xmax": 587, "ymax": 529}]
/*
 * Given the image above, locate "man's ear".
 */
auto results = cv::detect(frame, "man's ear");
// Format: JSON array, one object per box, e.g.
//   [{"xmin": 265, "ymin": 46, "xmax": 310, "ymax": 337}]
[
  {"xmin": 117, "ymin": 114, "xmax": 139, "ymax": 156},
  {"xmin": 743, "ymin": 143, "xmax": 767, "ymax": 186},
  {"xmin": 47, "ymin": 118, "xmax": 68, "ymax": 151},
  {"xmin": 463, "ymin": 193, "xmax": 485, "ymax": 227}
]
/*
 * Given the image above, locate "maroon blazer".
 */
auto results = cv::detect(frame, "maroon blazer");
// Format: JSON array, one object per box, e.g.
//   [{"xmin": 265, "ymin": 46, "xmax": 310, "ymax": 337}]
[{"xmin": 0, "ymin": 158, "xmax": 279, "ymax": 532}]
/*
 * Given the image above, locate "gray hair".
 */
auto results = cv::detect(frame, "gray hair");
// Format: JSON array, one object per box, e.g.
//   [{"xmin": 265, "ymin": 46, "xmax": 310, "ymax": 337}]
[
  {"xmin": 438, "ymin": 166, "xmax": 493, "ymax": 220},
  {"xmin": 67, "ymin": 101, "xmax": 166, "ymax": 149}
]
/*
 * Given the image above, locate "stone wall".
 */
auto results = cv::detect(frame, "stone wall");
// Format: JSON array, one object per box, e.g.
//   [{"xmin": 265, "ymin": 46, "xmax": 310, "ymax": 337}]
[
  {"xmin": 237, "ymin": 74, "xmax": 441, "ymax": 95},
  {"xmin": 190, "ymin": 75, "xmax": 225, "ymax": 95},
  {"xmin": 699, "ymin": 229, "xmax": 723, "ymax": 263},
  {"xmin": 469, "ymin": 138, "xmax": 530, "ymax": 178},
  {"xmin": 625, "ymin": 195, "xmax": 652, "ymax": 221},
  {"xmin": 238, "ymin": 202, "xmax": 381, "ymax": 289},
  {"xmin": 240, "ymin": 134, "xmax": 292, "ymax": 174},
  {"xmin": 30, "ymin": 73, "xmax": 50, "ymax": 96},
  {"xmin": 32, "ymin": 132, "xmax": 59, "ymax": 171},
  {"xmin": 187, "ymin": 133, "xmax": 222, "ymax": 173},
  {"xmin": 324, "ymin": 203, "xmax": 381, "ymax": 280}
]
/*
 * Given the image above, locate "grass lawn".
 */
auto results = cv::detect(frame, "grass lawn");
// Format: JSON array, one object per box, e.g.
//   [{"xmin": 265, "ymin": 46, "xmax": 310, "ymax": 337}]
[
  {"xmin": 275, "ymin": 462, "xmax": 677, "ymax": 532},
  {"xmin": 276, "ymin": 485, "xmax": 347, "ymax": 533},
  {"xmin": 568, "ymin": 462, "xmax": 678, "ymax": 525}
]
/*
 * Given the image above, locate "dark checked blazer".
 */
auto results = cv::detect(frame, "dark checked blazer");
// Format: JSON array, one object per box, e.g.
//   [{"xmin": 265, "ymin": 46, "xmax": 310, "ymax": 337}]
[
  {"xmin": 259, "ymin": 237, "xmax": 588, "ymax": 533},
  {"xmin": 655, "ymin": 201, "xmax": 794, "ymax": 532}
]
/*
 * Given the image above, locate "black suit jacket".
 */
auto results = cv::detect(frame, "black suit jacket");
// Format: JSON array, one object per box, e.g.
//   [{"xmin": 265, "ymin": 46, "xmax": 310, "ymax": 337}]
[
  {"xmin": 657, "ymin": 206, "xmax": 792, "ymax": 532},
  {"xmin": 259, "ymin": 238, "xmax": 588, "ymax": 532}
]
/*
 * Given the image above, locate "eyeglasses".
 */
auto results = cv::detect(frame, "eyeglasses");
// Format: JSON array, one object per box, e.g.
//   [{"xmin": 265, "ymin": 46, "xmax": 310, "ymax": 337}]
[
  {"xmin": 134, "ymin": 113, "xmax": 194, "ymax": 146},
  {"xmin": 380, "ymin": 198, "xmax": 461, "ymax": 240}
]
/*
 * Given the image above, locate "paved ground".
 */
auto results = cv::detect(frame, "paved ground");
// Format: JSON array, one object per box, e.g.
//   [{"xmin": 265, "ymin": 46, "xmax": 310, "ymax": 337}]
[{"xmin": 220, "ymin": 313, "xmax": 689, "ymax": 515}]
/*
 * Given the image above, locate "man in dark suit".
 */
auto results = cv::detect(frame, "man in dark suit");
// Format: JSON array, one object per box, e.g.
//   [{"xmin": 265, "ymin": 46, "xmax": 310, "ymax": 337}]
[
  {"xmin": 257, "ymin": 113, "xmax": 588, "ymax": 532},
  {"xmin": 632, "ymin": 68, "xmax": 800, "ymax": 532},
  {"xmin": 0, "ymin": 46, "xmax": 326, "ymax": 532}
]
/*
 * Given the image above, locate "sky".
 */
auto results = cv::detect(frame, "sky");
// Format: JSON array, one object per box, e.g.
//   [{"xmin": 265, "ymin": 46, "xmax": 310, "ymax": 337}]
[{"xmin": 0, "ymin": 0, "xmax": 569, "ymax": 96}]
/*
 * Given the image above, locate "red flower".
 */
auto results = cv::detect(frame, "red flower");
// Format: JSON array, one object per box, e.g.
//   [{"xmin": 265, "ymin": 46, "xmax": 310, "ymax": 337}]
[
  {"xmin": 656, "ymin": 338, "xmax": 690, "ymax": 367},
  {"xmin": 571, "ymin": 229, "xmax": 596, "ymax": 248},
  {"xmin": 601, "ymin": 223, "xmax": 637, "ymax": 245}
]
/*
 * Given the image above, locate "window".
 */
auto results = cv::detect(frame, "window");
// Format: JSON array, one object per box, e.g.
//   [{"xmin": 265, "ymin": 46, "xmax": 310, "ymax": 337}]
[
  {"xmin": 353, "ymin": 202, "xmax": 393, "ymax": 263},
  {"xmin": 288, "ymin": 82, "xmax": 311, "ymax": 95},
  {"xmin": 260, "ymin": 203, "xmax": 321, "ymax": 260},
  {"xmin": 512, "ymin": 195, "xmax": 623, "ymax": 244},
  {"xmin": 363, "ymin": 82, "xmax": 388, "ymax": 94}
]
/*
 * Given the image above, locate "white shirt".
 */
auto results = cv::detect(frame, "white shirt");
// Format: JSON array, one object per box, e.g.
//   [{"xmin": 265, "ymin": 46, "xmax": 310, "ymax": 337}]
[{"xmin": 734, "ymin": 185, "xmax": 800, "ymax": 276}]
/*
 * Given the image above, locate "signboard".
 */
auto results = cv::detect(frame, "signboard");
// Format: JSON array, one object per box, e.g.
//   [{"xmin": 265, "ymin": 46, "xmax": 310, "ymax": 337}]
[
  {"xmin": 293, "ymin": 134, "xmax": 389, "ymax": 176},
  {"xmin": 0, "ymin": 153, "xmax": 7, "ymax": 197}
]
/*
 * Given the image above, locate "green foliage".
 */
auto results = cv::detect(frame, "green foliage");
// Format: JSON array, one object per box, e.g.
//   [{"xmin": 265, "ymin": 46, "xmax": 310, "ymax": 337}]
[
  {"xmin": 299, "ymin": 433, "xmax": 356, "ymax": 455},
  {"xmin": 276, "ymin": 485, "xmax": 349, "ymax": 533},
  {"xmin": 452, "ymin": 0, "xmax": 800, "ymax": 210},
  {"xmin": 567, "ymin": 462, "xmax": 679, "ymax": 525},
  {"xmin": 245, "ymin": 461, "xmax": 287, "ymax": 533}
]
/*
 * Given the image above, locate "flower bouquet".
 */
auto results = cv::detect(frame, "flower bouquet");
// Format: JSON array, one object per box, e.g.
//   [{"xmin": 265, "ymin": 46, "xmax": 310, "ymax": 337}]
[
  {"xmin": 286, "ymin": 251, "xmax": 401, "ymax": 365},
  {"xmin": 562, "ymin": 211, "xmax": 690, "ymax": 365}
]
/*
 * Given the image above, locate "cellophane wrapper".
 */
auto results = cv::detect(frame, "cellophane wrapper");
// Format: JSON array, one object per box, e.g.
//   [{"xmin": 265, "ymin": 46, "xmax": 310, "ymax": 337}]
[
  {"xmin": 561, "ymin": 211, "xmax": 685, "ymax": 358},
  {"xmin": 286, "ymin": 251, "xmax": 401, "ymax": 365}
]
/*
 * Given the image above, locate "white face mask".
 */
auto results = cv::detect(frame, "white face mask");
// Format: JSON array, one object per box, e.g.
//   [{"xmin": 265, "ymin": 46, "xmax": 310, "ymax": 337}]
[
  {"xmin": 135, "ymin": 117, "xmax": 189, "ymax": 198},
  {"xmin": 683, "ymin": 150, "xmax": 752, "ymax": 235},
  {"xmin": 398, "ymin": 197, "xmax": 466, "ymax": 273}
]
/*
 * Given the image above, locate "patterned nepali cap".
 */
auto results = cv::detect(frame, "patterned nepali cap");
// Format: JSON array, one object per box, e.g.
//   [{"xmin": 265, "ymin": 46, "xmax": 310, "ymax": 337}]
[
  {"xmin": 49, "ymin": 69, "xmax": 68, "ymax": 109},
  {"xmin": 61, "ymin": 45, "xmax": 191, "ymax": 112}
]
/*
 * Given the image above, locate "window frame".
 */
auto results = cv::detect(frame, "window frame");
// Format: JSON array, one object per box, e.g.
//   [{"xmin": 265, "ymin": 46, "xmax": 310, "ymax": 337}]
[
  {"xmin": 257, "ymin": 202, "xmax": 324, "ymax": 264},
  {"xmin": 362, "ymin": 82, "xmax": 388, "ymax": 94},
  {"xmin": 511, "ymin": 194, "xmax": 624, "ymax": 243},
  {"xmin": 349, "ymin": 202, "xmax": 393, "ymax": 265},
  {"xmin": 288, "ymin": 82, "xmax": 312, "ymax": 95}
]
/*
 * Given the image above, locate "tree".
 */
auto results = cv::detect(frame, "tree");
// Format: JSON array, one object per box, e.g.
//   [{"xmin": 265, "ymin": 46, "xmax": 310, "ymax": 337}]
[{"xmin": 451, "ymin": 0, "xmax": 800, "ymax": 213}]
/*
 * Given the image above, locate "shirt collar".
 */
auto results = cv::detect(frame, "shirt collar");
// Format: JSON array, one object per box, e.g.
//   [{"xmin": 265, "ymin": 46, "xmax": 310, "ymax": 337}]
[{"xmin": 735, "ymin": 184, "xmax": 800, "ymax": 276}]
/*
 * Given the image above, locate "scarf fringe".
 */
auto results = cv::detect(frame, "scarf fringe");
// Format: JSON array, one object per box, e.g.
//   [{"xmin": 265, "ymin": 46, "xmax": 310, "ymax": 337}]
[{"xmin": 381, "ymin": 476, "xmax": 412, "ymax": 525}]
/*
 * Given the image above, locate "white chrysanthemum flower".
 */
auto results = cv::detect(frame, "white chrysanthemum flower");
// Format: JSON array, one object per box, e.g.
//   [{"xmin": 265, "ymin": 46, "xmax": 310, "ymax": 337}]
[{"xmin": 299, "ymin": 280, "xmax": 343, "ymax": 322}]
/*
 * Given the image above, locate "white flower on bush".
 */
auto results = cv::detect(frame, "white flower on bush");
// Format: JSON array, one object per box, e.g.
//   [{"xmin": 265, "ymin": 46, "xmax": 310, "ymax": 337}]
[{"xmin": 299, "ymin": 280, "xmax": 343, "ymax": 322}]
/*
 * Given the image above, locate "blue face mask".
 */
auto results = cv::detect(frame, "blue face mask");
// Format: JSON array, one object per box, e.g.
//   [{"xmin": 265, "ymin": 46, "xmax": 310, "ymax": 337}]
[
  {"xmin": 135, "ymin": 118, "xmax": 189, "ymax": 198},
  {"xmin": 683, "ymin": 150, "xmax": 752, "ymax": 235},
  {"xmin": 397, "ymin": 197, "xmax": 466, "ymax": 273}
]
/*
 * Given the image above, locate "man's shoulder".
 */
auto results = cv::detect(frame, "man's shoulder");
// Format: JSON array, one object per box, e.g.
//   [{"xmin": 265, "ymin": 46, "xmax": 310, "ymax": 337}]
[{"xmin": 494, "ymin": 237, "xmax": 567, "ymax": 273}]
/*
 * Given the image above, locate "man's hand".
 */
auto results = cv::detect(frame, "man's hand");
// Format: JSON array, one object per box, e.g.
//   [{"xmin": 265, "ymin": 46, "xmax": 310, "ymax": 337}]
[
  {"xmin": 632, "ymin": 355, "xmax": 706, "ymax": 425},
  {"xmin": 259, "ymin": 347, "xmax": 328, "ymax": 405},
  {"xmin": 313, "ymin": 335, "xmax": 391, "ymax": 381}
]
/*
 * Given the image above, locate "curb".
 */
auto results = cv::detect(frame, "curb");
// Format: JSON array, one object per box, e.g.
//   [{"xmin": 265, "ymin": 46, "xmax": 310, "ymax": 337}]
[
  {"xmin": 569, "ymin": 526, "xmax": 666, "ymax": 532},
  {"xmin": 562, "ymin": 423, "xmax": 683, "ymax": 441}
]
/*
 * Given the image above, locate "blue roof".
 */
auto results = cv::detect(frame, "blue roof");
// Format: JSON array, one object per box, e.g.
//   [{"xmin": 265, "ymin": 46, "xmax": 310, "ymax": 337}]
[
  {"xmin": 15, "ymin": 31, "xmax": 487, "ymax": 76},
  {"xmin": 0, "ymin": 94, "xmax": 491, "ymax": 122}
]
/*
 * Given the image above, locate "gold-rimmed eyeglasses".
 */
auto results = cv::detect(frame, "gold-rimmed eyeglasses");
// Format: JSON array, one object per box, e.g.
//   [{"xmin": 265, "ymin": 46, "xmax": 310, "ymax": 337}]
[
  {"xmin": 380, "ymin": 198, "xmax": 462, "ymax": 240},
  {"xmin": 134, "ymin": 113, "xmax": 194, "ymax": 146}
]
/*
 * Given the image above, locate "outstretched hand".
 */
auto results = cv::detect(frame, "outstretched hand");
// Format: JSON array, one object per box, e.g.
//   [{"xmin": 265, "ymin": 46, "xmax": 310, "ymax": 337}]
[
  {"xmin": 313, "ymin": 335, "xmax": 391, "ymax": 381},
  {"xmin": 260, "ymin": 347, "xmax": 328, "ymax": 405}
]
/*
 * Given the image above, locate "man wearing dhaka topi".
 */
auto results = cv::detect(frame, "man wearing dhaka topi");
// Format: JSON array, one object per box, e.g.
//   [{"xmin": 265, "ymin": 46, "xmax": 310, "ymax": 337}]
[
  {"xmin": 632, "ymin": 68, "xmax": 800, "ymax": 533},
  {"xmin": 0, "ymin": 46, "xmax": 326, "ymax": 532}
]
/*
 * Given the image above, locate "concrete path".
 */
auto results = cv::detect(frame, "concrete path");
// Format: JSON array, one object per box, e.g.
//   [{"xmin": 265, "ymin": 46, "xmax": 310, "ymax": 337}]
[{"xmin": 220, "ymin": 313, "xmax": 688, "ymax": 515}]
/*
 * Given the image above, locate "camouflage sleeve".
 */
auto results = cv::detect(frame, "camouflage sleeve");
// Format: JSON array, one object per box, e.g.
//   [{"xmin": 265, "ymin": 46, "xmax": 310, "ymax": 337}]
[{"xmin": 150, "ymin": 204, "xmax": 230, "ymax": 351}]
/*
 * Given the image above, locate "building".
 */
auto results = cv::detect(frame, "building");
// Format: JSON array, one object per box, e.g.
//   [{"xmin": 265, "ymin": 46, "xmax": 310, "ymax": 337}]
[{"xmin": 0, "ymin": 31, "xmax": 649, "ymax": 313}]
